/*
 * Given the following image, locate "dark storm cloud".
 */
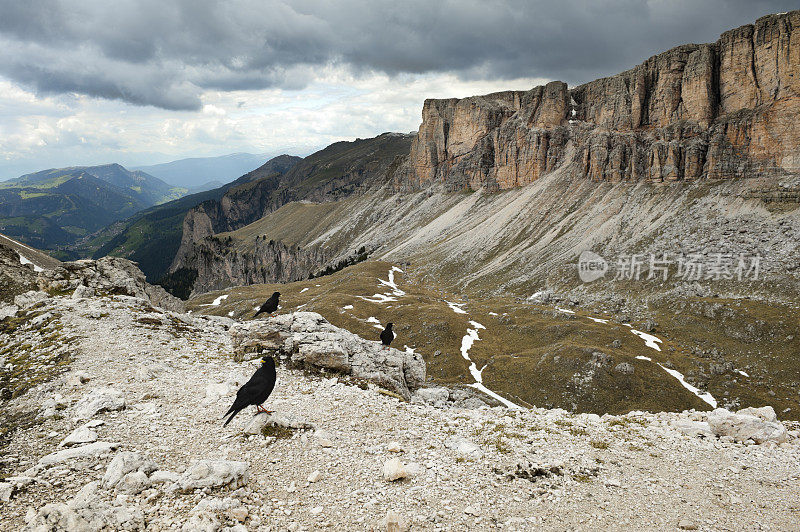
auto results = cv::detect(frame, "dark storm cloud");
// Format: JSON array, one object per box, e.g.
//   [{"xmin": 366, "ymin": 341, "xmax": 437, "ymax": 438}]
[{"xmin": 0, "ymin": 0, "xmax": 795, "ymax": 110}]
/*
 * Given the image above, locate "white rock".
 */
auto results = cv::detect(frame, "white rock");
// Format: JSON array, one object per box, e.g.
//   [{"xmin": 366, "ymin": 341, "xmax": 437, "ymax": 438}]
[
  {"xmin": 14, "ymin": 290, "xmax": 48, "ymax": 309},
  {"xmin": 24, "ymin": 503, "xmax": 89, "ymax": 531},
  {"xmin": 0, "ymin": 304, "xmax": 18, "ymax": 320},
  {"xmin": 229, "ymin": 506, "xmax": 248, "ymax": 522},
  {"xmin": 411, "ymin": 387, "xmax": 450, "ymax": 407},
  {"xmin": 38, "ymin": 441, "xmax": 119, "ymax": 466},
  {"xmin": 672, "ymin": 420, "xmax": 713, "ymax": 439},
  {"xmin": 387, "ymin": 441, "xmax": 403, "ymax": 453},
  {"xmin": 382, "ymin": 458, "xmax": 408, "ymax": 481},
  {"xmin": 445, "ymin": 436, "xmax": 483, "ymax": 457},
  {"xmin": 72, "ymin": 285, "xmax": 95, "ymax": 299},
  {"xmin": 102, "ymin": 451, "xmax": 157, "ymax": 489},
  {"xmin": 464, "ymin": 505, "xmax": 481, "ymax": 516},
  {"xmin": 58, "ymin": 425, "xmax": 98, "ymax": 447},
  {"xmin": 307, "ymin": 470, "xmax": 323, "ymax": 483},
  {"xmin": 69, "ymin": 480, "xmax": 99, "ymax": 509},
  {"xmin": 149, "ymin": 470, "xmax": 180, "ymax": 484},
  {"xmin": 73, "ymin": 388, "xmax": 126, "ymax": 419},
  {"xmin": 175, "ymin": 460, "xmax": 249, "ymax": 492},
  {"xmin": 182, "ymin": 510, "xmax": 220, "ymax": 532},
  {"xmin": 203, "ymin": 382, "xmax": 232, "ymax": 404},
  {"xmin": 310, "ymin": 506, "xmax": 324, "ymax": 516},
  {"xmin": 0, "ymin": 482, "xmax": 12, "ymax": 502},
  {"xmin": 117, "ymin": 470, "xmax": 151, "ymax": 495},
  {"xmin": 66, "ymin": 371, "xmax": 91, "ymax": 387},
  {"xmin": 707, "ymin": 408, "xmax": 788, "ymax": 444},
  {"xmin": 383, "ymin": 509, "xmax": 409, "ymax": 531},
  {"xmin": 243, "ymin": 412, "xmax": 270, "ymax": 435},
  {"xmin": 736, "ymin": 406, "xmax": 778, "ymax": 422}
]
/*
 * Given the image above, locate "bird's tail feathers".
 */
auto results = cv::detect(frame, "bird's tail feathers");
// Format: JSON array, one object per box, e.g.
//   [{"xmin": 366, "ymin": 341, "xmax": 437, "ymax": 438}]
[{"xmin": 222, "ymin": 409, "xmax": 239, "ymax": 427}]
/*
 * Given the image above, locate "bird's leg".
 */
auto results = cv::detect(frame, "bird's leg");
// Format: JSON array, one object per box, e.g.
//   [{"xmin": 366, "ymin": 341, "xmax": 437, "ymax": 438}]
[{"xmin": 255, "ymin": 405, "xmax": 274, "ymax": 415}]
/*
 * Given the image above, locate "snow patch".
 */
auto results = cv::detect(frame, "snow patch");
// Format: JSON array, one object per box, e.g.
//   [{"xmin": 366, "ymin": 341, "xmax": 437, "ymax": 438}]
[
  {"xmin": 631, "ymin": 330, "xmax": 662, "ymax": 351},
  {"xmin": 343, "ymin": 305, "xmax": 354, "ymax": 310},
  {"xmin": 657, "ymin": 364, "xmax": 717, "ymax": 408},
  {"xmin": 527, "ymin": 291, "xmax": 545, "ymax": 300},
  {"xmin": 357, "ymin": 294, "xmax": 397, "ymax": 304},
  {"xmin": 227, "ymin": 311, "xmax": 234, "ymax": 317},
  {"xmin": 18, "ymin": 253, "xmax": 43, "ymax": 272},
  {"xmin": 737, "ymin": 370, "xmax": 749, "ymax": 377},
  {"xmin": 458, "ymin": 322, "xmax": 522, "ymax": 409},
  {"xmin": 300, "ymin": 287, "xmax": 309, "ymax": 293},
  {"xmin": 445, "ymin": 301, "xmax": 467, "ymax": 314},
  {"xmin": 378, "ymin": 269, "xmax": 405, "ymax": 296},
  {"xmin": 587, "ymin": 316, "xmax": 609, "ymax": 324},
  {"xmin": 488, "ymin": 312, "xmax": 498, "ymax": 316},
  {"xmin": 635, "ymin": 355, "xmax": 652, "ymax": 361},
  {"xmin": 366, "ymin": 317, "xmax": 380, "ymax": 323},
  {"xmin": 556, "ymin": 308, "xmax": 575, "ymax": 314},
  {"xmin": 206, "ymin": 294, "xmax": 228, "ymax": 307}
]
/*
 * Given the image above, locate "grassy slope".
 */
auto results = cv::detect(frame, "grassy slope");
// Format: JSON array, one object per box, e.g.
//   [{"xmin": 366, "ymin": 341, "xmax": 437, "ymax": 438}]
[{"xmin": 186, "ymin": 260, "xmax": 800, "ymax": 418}]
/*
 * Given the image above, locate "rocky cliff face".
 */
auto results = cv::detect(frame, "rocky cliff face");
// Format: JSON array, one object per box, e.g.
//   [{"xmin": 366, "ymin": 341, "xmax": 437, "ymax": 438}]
[
  {"xmin": 174, "ymin": 236, "xmax": 330, "ymax": 295},
  {"xmin": 397, "ymin": 11, "xmax": 800, "ymax": 190}
]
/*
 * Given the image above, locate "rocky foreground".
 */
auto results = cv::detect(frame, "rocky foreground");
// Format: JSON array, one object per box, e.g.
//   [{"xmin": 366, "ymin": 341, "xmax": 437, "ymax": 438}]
[{"xmin": 1, "ymin": 291, "xmax": 800, "ymax": 531}]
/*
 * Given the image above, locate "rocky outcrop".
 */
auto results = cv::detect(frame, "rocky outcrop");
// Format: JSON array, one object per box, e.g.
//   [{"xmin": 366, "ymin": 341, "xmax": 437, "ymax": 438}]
[
  {"xmin": 172, "ymin": 236, "xmax": 330, "ymax": 296},
  {"xmin": 398, "ymin": 11, "xmax": 800, "ymax": 190},
  {"xmin": 37, "ymin": 257, "xmax": 184, "ymax": 312},
  {"xmin": 231, "ymin": 312, "xmax": 426, "ymax": 400}
]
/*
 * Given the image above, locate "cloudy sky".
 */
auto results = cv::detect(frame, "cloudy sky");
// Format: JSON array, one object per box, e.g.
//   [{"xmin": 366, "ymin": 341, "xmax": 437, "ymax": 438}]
[{"xmin": 0, "ymin": 0, "xmax": 795, "ymax": 179}]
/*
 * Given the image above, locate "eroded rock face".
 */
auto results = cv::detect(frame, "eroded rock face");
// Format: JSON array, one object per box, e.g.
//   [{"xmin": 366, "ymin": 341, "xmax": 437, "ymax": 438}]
[
  {"xmin": 36, "ymin": 256, "xmax": 184, "ymax": 312},
  {"xmin": 172, "ymin": 236, "xmax": 329, "ymax": 296},
  {"xmin": 230, "ymin": 312, "xmax": 426, "ymax": 400},
  {"xmin": 397, "ymin": 11, "xmax": 800, "ymax": 190}
]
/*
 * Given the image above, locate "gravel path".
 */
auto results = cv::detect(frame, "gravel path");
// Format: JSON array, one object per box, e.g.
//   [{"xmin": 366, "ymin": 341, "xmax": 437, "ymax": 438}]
[{"xmin": 2, "ymin": 295, "xmax": 800, "ymax": 531}]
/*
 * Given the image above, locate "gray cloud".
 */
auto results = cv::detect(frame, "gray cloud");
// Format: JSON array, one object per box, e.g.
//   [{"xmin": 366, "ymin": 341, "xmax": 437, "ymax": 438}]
[{"xmin": 0, "ymin": 0, "xmax": 796, "ymax": 110}]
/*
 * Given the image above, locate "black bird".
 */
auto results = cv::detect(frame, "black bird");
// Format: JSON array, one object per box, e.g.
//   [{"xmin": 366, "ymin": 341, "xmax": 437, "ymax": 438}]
[
  {"xmin": 222, "ymin": 356, "xmax": 277, "ymax": 427},
  {"xmin": 380, "ymin": 322, "xmax": 394, "ymax": 349},
  {"xmin": 254, "ymin": 291, "xmax": 280, "ymax": 318}
]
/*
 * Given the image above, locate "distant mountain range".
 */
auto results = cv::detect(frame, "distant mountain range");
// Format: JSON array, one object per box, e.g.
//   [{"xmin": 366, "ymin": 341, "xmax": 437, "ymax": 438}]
[
  {"xmin": 0, "ymin": 164, "xmax": 185, "ymax": 254},
  {"xmin": 133, "ymin": 153, "xmax": 278, "ymax": 189}
]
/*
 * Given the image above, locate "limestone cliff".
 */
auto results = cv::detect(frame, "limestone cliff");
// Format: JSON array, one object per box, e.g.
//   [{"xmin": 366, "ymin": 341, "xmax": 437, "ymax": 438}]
[
  {"xmin": 171, "ymin": 236, "xmax": 330, "ymax": 295},
  {"xmin": 397, "ymin": 11, "xmax": 800, "ymax": 190}
]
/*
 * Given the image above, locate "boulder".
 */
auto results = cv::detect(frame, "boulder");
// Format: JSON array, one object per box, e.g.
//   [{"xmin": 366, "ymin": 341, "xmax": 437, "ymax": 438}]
[
  {"xmin": 230, "ymin": 312, "xmax": 426, "ymax": 399},
  {"xmin": 707, "ymin": 407, "xmax": 788, "ymax": 444},
  {"xmin": 102, "ymin": 451, "xmax": 157, "ymax": 489},
  {"xmin": 38, "ymin": 441, "xmax": 119, "ymax": 466},
  {"xmin": 71, "ymin": 285, "xmax": 95, "ymax": 299},
  {"xmin": 73, "ymin": 388, "xmax": 125, "ymax": 419},
  {"xmin": 174, "ymin": 460, "xmax": 249, "ymax": 492},
  {"xmin": 411, "ymin": 387, "xmax": 450, "ymax": 408},
  {"xmin": 14, "ymin": 290, "xmax": 48, "ymax": 309},
  {"xmin": 23, "ymin": 503, "xmax": 88, "ymax": 532},
  {"xmin": 116, "ymin": 471, "xmax": 151, "ymax": 495},
  {"xmin": 0, "ymin": 482, "xmax": 12, "ymax": 502},
  {"xmin": 58, "ymin": 425, "xmax": 98, "ymax": 447},
  {"xmin": 0, "ymin": 304, "xmax": 18, "ymax": 320},
  {"xmin": 614, "ymin": 362, "xmax": 635, "ymax": 375}
]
